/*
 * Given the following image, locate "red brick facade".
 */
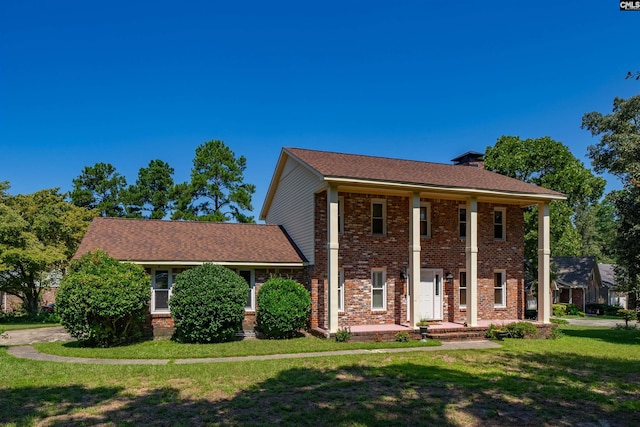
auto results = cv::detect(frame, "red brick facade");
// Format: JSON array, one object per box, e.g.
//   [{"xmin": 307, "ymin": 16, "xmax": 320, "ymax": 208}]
[{"xmin": 312, "ymin": 191, "xmax": 525, "ymax": 328}]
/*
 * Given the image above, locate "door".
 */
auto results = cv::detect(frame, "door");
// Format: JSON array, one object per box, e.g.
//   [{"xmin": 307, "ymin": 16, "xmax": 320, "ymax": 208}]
[{"xmin": 418, "ymin": 269, "xmax": 443, "ymax": 321}]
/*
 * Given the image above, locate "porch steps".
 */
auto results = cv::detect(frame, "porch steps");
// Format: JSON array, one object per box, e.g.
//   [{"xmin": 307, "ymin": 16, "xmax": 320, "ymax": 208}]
[{"xmin": 425, "ymin": 327, "xmax": 488, "ymax": 342}]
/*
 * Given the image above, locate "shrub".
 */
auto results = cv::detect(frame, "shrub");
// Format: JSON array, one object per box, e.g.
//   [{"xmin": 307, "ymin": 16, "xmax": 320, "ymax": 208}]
[
  {"xmin": 256, "ymin": 277, "xmax": 311, "ymax": 339},
  {"xmin": 552, "ymin": 304, "xmax": 566, "ymax": 317},
  {"xmin": 56, "ymin": 250, "xmax": 150, "ymax": 347},
  {"xmin": 394, "ymin": 331, "xmax": 410, "ymax": 342},
  {"xmin": 618, "ymin": 309, "xmax": 638, "ymax": 327},
  {"xmin": 335, "ymin": 327, "xmax": 352, "ymax": 342},
  {"xmin": 550, "ymin": 317, "xmax": 569, "ymax": 325},
  {"xmin": 547, "ymin": 325, "xmax": 563, "ymax": 340},
  {"xmin": 505, "ymin": 321, "xmax": 538, "ymax": 339},
  {"xmin": 169, "ymin": 264, "xmax": 248, "ymax": 343}
]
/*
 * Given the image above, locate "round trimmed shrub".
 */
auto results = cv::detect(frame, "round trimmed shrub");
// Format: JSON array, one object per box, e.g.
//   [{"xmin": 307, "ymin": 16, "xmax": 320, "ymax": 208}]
[
  {"xmin": 169, "ymin": 264, "xmax": 248, "ymax": 343},
  {"xmin": 56, "ymin": 250, "xmax": 150, "ymax": 347},
  {"xmin": 256, "ymin": 277, "xmax": 310, "ymax": 339}
]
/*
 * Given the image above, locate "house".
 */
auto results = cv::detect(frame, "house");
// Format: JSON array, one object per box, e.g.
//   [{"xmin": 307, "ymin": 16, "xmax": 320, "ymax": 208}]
[
  {"xmin": 588, "ymin": 263, "xmax": 627, "ymax": 309},
  {"xmin": 260, "ymin": 148, "xmax": 564, "ymax": 333},
  {"xmin": 73, "ymin": 147, "xmax": 564, "ymax": 337},
  {"xmin": 73, "ymin": 218, "xmax": 307, "ymax": 335},
  {"xmin": 551, "ymin": 256, "xmax": 595, "ymax": 312}
]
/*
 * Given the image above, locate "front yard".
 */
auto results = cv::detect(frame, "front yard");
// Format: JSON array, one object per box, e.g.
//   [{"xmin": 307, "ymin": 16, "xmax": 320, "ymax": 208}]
[{"xmin": 1, "ymin": 325, "xmax": 639, "ymax": 426}]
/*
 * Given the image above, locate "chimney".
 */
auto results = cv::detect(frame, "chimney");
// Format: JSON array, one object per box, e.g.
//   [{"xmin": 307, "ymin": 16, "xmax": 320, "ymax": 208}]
[{"xmin": 451, "ymin": 151, "xmax": 484, "ymax": 169}]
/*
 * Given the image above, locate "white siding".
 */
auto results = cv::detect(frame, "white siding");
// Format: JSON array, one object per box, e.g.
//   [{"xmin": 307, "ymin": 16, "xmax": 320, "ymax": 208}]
[{"xmin": 265, "ymin": 158, "xmax": 325, "ymax": 264}]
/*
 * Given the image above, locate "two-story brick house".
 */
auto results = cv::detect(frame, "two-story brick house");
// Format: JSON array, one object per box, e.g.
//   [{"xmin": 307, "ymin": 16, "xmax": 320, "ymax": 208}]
[{"xmin": 260, "ymin": 148, "xmax": 565, "ymax": 333}]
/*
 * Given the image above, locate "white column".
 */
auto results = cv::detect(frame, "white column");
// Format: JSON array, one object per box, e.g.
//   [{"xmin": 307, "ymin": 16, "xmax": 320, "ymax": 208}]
[
  {"xmin": 466, "ymin": 197, "xmax": 479, "ymax": 327},
  {"xmin": 409, "ymin": 192, "xmax": 421, "ymax": 327},
  {"xmin": 327, "ymin": 186, "xmax": 340, "ymax": 333},
  {"xmin": 538, "ymin": 203, "xmax": 551, "ymax": 324}
]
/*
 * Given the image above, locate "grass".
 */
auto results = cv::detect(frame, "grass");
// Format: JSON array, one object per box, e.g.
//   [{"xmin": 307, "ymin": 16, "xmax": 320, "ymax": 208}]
[
  {"xmin": 2, "ymin": 325, "xmax": 640, "ymax": 426},
  {"xmin": 0, "ymin": 323, "xmax": 61, "ymax": 331},
  {"xmin": 35, "ymin": 336, "xmax": 440, "ymax": 359}
]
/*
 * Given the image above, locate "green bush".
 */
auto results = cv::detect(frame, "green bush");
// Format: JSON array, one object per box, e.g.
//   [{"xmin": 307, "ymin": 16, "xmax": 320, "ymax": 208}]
[
  {"xmin": 169, "ymin": 264, "xmax": 248, "ymax": 343},
  {"xmin": 550, "ymin": 317, "xmax": 569, "ymax": 325},
  {"xmin": 547, "ymin": 325, "xmax": 563, "ymax": 340},
  {"xmin": 552, "ymin": 304, "xmax": 566, "ymax": 317},
  {"xmin": 256, "ymin": 277, "xmax": 311, "ymax": 339},
  {"xmin": 505, "ymin": 321, "xmax": 538, "ymax": 338},
  {"xmin": 618, "ymin": 309, "xmax": 638, "ymax": 327},
  {"xmin": 56, "ymin": 250, "xmax": 150, "ymax": 347},
  {"xmin": 394, "ymin": 331, "xmax": 410, "ymax": 342},
  {"xmin": 335, "ymin": 327, "xmax": 352, "ymax": 342}
]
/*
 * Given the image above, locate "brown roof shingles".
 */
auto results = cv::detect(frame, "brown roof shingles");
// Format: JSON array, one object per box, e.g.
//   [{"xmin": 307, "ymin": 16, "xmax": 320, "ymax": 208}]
[
  {"xmin": 74, "ymin": 217, "xmax": 306, "ymax": 264},
  {"xmin": 285, "ymin": 147, "xmax": 564, "ymax": 197}
]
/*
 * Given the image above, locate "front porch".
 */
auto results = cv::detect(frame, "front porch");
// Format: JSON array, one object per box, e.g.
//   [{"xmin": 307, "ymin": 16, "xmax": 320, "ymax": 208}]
[{"xmin": 310, "ymin": 319, "xmax": 554, "ymax": 342}]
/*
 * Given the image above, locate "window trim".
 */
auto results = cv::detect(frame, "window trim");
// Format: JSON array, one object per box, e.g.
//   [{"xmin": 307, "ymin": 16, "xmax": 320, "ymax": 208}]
[
  {"xmin": 338, "ymin": 269, "xmax": 345, "ymax": 312},
  {"xmin": 238, "ymin": 269, "xmax": 256, "ymax": 311},
  {"xmin": 459, "ymin": 269, "xmax": 467, "ymax": 309},
  {"xmin": 458, "ymin": 205, "xmax": 467, "ymax": 239},
  {"xmin": 371, "ymin": 199, "xmax": 386, "ymax": 236},
  {"xmin": 371, "ymin": 268, "xmax": 387, "ymax": 311},
  {"xmin": 494, "ymin": 269, "xmax": 507, "ymax": 308},
  {"xmin": 494, "ymin": 207, "xmax": 506, "ymax": 241},
  {"xmin": 420, "ymin": 202, "xmax": 431, "ymax": 238}
]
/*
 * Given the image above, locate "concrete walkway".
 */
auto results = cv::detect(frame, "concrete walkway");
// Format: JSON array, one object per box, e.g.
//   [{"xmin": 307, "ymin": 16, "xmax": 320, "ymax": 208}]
[{"xmin": 2, "ymin": 326, "xmax": 502, "ymax": 364}]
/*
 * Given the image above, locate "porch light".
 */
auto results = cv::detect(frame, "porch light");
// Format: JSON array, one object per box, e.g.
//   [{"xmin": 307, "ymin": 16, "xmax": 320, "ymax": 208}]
[{"xmin": 445, "ymin": 272, "xmax": 454, "ymax": 284}]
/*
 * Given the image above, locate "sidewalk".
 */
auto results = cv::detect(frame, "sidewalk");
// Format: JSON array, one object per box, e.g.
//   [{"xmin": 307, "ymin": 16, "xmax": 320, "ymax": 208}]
[{"xmin": 6, "ymin": 339, "xmax": 501, "ymax": 365}]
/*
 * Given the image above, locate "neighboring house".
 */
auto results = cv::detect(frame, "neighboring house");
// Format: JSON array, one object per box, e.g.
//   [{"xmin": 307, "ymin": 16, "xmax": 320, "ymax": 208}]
[
  {"xmin": 551, "ymin": 256, "xmax": 595, "ymax": 312},
  {"xmin": 260, "ymin": 147, "xmax": 564, "ymax": 333},
  {"xmin": 588, "ymin": 263, "xmax": 627, "ymax": 309},
  {"xmin": 73, "ymin": 218, "xmax": 307, "ymax": 335},
  {"xmin": 1, "ymin": 270, "xmax": 61, "ymax": 313}
]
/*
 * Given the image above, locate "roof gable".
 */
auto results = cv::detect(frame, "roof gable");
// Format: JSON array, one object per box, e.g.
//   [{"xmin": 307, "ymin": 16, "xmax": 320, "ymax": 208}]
[
  {"xmin": 74, "ymin": 217, "xmax": 306, "ymax": 265},
  {"xmin": 552, "ymin": 257, "xmax": 596, "ymax": 288}
]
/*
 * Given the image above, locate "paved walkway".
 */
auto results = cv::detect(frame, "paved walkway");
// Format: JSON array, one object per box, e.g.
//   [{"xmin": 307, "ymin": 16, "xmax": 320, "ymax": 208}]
[
  {"xmin": 563, "ymin": 317, "xmax": 630, "ymax": 328},
  {"xmin": 2, "ymin": 326, "xmax": 502, "ymax": 365}
]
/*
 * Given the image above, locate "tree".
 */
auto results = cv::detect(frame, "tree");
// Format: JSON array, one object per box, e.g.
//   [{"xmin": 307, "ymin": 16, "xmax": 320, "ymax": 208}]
[
  {"xmin": 0, "ymin": 185, "xmax": 96, "ymax": 313},
  {"xmin": 70, "ymin": 162, "xmax": 128, "ymax": 217},
  {"xmin": 126, "ymin": 159, "xmax": 175, "ymax": 219},
  {"xmin": 583, "ymin": 94, "xmax": 640, "ymax": 306},
  {"xmin": 172, "ymin": 140, "xmax": 256, "ymax": 222},
  {"xmin": 484, "ymin": 136, "xmax": 606, "ymax": 268}
]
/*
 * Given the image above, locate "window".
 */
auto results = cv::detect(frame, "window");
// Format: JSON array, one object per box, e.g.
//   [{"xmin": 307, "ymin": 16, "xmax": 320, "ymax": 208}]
[
  {"xmin": 238, "ymin": 270, "xmax": 255, "ymax": 310},
  {"xmin": 371, "ymin": 199, "xmax": 386, "ymax": 235},
  {"xmin": 371, "ymin": 269, "xmax": 386, "ymax": 310},
  {"xmin": 338, "ymin": 196, "xmax": 344, "ymax": 234},
  {"xmin": 338, "ymin": 269, "xmax": 345, "ymax": 312},
  {"xmin": 459, "ymin": 270, "xmax": 467, "ymax": 308},
  {"xmin": 420, "ymin": 203, "xmax": 431, "ymax": 237},
  {"xmin": 494, "ymin": 208, "xmax": 506, "ymax": 240},
  {"xmin": 459, "ymin": 206, "xmax": 467, "ymax": 239},
  {"xmin": 151, "ymin": 267, "xmax": 188, "ymax": 313},
  {"xmin": 494, "ymin": 270, "xmax": 506, "ymax": 307}
]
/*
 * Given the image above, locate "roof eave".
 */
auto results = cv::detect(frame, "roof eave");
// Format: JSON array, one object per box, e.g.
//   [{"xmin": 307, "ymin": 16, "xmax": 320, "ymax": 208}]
[{"xmin": 126, "ymin": 260, "xmax": 308, "ymax": 268}]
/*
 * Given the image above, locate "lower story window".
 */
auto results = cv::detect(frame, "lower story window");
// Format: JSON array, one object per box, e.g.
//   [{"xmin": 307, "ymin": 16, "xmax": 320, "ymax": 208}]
[
  {"xmin": 338, "ymin": 269, "xmax": 345, "ymax": 312},
  {"xmin": 238, "ymin": 270, "xmax": 255, "ymax": 311},
  {"xmin": 494, "ymin": 270, "xmax": 506, "ymax": 307},
  {"xmin": 152, "ymin": 268, "xmax": 188, "ymax": 313},
  {"xmin": 459, "ymin": 271, "xmax": 467, "ymax": 308},
  {"xmin": 371, "ymin": 269, "xmax": 386, "ymax": 310}
]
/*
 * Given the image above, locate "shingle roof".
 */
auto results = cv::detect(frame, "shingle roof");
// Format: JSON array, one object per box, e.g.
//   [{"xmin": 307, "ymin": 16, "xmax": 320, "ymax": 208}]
[
  {"xmin": 552, "ymin": 257, "xmax": 596, "ymax": 288},
  {"xmin": 285, "ymin": 147, "xmax": 564, "ymax": 198},
  {"xmin": 598, "ymin": 263, "xmax": 617, "ymax": 288},
  {"xmin": 74, "ymin": 217, "xmax": 306, "ymax": 265}
]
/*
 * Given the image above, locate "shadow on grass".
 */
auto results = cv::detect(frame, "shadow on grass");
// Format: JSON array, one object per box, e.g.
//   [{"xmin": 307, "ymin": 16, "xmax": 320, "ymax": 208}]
[{"xmin": 2, "ymin": 350, "xmax": 640, "ymax": 426}]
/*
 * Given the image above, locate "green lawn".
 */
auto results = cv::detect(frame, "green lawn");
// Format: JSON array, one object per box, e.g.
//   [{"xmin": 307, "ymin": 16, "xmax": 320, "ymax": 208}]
[
  {"xmin": 2, "ymin": 325, "xmax": 639, "ymax": 426},
  {"xmin": 35, "ymin": 336, "xmax": 440, "ymax": 359},
  {"xmin": 0, "ymin": 323, "xmax": 61, "ymax": 331}
]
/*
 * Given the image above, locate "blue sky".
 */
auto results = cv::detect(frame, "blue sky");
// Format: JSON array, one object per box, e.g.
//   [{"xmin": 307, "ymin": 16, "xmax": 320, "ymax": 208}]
[{"xmin": 1, "ymin": 1, "xmax": 638, "ymax": 219}]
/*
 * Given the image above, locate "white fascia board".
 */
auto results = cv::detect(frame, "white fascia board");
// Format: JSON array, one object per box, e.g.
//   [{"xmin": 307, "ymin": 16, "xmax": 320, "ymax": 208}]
[{"xmin": 128, "ymin": 261, "xmax": 307, "ymax": 268}]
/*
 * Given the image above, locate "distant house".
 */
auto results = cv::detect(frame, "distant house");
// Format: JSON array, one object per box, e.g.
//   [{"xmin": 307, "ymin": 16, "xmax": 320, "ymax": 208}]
[
  {"xmin": 74, "ymin": 147, "xmax": 565, "ymax": 337},
  {"xmin": 551, "ymin": 256, "xmax": 595, "ymax": 312},
  {"xmin": 588, "ymin": 263, "xmax": 627, "ymax": 309}
]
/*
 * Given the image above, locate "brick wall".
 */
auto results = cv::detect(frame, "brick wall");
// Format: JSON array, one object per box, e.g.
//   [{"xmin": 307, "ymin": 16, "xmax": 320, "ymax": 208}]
[
  {"xmin": 314, "ymin": 191, "xmax": 525, "ymax": 327},
  {"xmin": 1, "ymin": 288, "xmax": 58, "ymax": 313}
]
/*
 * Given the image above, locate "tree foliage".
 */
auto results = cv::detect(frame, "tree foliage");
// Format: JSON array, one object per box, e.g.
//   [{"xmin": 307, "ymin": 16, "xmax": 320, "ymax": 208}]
[
  {"xmin": 126, "ymin": 159, "xmax": 175, "ymax": 219},
  {"xmin": 0, "ymin": 185, "xmax": 96, "ymax": 313},
  {"xmin": 172, "ymin": 140, "xmax": 256, "ymax": 222},
  {"xmin": 484, "ymin": 136, "xmax": 605, "ymax": 267},
  {"xmin": 70, "ymin": 162, "xmax": 128, "ymax": 217},
  {"xmin": 169, "ymin": 264, "xmax": 248, "ymax": 343},
  {"xmin": 56, "ymin": 250, "xmax": 150, "ymax": 347},
  {"xmin": 583, "ymin": 94, "xmax": 640, "ymax": 302}
]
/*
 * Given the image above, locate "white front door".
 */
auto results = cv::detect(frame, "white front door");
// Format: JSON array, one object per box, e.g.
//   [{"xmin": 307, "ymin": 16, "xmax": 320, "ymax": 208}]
[{"xmin": 418, "ymin": 269, "xmax": 443, "ymax": 321}]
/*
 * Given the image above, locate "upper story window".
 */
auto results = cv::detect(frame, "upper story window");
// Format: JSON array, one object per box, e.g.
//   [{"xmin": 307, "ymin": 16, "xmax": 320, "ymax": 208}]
[
  {"xmin": 238, "ymin": 270, "xmax": 255, "ymax": 311},
  {"xmin": 494, "ymin": 270, "xmax": 506, "ymax": 307},
  {"xmin": 494, "ymin": 207, "xmax": 506, "ymax": 241},
  {"xmin": 372, "ymin": 199, "xmax": 386, "ymax": 235},
  {"xmin": 459, "ymin": 270, "xmax": 467, "ymax": 308},
  {"xmin": 459, "ymin": 206, "xmax": 467, "ymax": 239},
  {"xmin": 420, "ymin": 203, "xmax": 431, "ymax": 238},
  {"xmin": 371, "ymin": 269, "xmax": 386, "ymax": 310},
  {"xmin": 338, "ymin": 196, "xmax": 344, "ymax": 235}
]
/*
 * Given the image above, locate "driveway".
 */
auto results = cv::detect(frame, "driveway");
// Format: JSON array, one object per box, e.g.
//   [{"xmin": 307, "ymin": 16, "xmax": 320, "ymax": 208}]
[{"xmin": 0, "ymin": 326, "xmax": 72, "ymax": 345}]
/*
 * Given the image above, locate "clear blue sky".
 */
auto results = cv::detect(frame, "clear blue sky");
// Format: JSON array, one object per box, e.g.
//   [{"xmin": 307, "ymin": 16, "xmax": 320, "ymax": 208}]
[{"xmin": 1, "ymin": 1, "xmax": 638, "ymax": 219}]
